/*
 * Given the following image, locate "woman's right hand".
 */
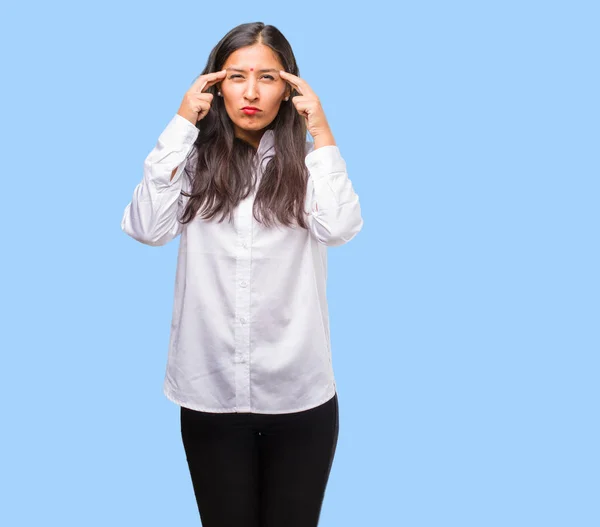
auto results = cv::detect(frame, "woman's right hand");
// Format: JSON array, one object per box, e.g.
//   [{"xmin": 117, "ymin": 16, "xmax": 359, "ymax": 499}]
[{"xmin": 177, "ymin": 69, "xmax": 227, "ymax": 124}]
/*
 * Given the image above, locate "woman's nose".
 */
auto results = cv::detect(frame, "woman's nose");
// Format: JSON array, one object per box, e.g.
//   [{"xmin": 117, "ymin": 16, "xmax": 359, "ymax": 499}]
[{"xmin": 244, "ymin": 79, "xmax": 258, "ymax": 99}]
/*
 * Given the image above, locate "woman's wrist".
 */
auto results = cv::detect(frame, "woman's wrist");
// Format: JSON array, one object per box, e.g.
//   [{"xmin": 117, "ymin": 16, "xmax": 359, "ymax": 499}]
[{"xmin": 312, "ymin": 130, "xmax": 336, "ymax": 150}]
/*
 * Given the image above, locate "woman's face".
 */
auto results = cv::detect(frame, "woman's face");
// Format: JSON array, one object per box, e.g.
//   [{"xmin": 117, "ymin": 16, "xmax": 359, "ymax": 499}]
[{"xmin": 219, "ymin": 43, "xmax": 290, "ymax": 148}]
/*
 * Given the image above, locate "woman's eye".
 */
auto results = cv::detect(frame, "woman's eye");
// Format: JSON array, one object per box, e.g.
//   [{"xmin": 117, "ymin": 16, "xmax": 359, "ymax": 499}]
[{"xmin": 228, "ymin": 74, "xmax": 275, "ymax": 80}]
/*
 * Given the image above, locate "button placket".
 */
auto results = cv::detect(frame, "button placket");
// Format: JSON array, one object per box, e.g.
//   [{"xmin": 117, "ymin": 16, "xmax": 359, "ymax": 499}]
[{"xmin": 233, "ymin": 177, "xmax": 255, "ymax": 411}]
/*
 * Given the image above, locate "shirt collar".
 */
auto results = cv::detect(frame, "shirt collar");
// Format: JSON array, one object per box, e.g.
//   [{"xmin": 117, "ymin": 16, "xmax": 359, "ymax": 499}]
[{"xmin": 257, "ymin": 129, "xmax": 275, "ymax": 159}]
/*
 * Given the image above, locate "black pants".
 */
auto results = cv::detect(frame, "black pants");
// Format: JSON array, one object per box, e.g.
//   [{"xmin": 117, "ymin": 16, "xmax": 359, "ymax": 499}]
[{"xmin": 180, "ymin": 392, "xmax": 339, "ymax": 527}]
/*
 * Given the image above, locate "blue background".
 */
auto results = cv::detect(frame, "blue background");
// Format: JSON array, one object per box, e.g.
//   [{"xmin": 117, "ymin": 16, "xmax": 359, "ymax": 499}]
[{"xmin": 1, "ymin": 1, "xmax": 598, "ymax": 525}]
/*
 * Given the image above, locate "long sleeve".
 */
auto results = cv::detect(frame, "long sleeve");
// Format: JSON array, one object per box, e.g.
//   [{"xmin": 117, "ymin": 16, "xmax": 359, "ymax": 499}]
[
  {"xmin": 121, "ymin": 114, "xmax": 199, "ymax": 246},
  {"xmin": 304, "ymin": 144, "xmax": 364, "ymax": 247}
]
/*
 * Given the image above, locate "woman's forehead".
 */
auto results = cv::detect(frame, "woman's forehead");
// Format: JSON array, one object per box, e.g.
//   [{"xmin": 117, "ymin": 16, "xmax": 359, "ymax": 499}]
[
  {"xmin": 224, "ymin": 44, "xmax": 282, "ymax": 69},
  {"xmin": 225, "ymin": 66, "xmax": 279, "ymax": 73}
]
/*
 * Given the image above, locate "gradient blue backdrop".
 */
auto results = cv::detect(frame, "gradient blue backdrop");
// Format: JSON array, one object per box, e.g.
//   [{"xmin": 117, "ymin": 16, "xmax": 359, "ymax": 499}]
[{"xmin": 1, "ymin": 1, "xmax": 598, "ymax": 526}]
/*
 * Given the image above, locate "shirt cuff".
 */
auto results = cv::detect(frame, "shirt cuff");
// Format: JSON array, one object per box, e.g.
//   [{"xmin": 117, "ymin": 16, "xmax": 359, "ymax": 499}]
[
  {"xmin": 158, "ymin": 113, "xmax": 200, "ymax": 148},
  {"xmin": 304, "ymin": 145, "xmax": 347, "ymax": 180}
]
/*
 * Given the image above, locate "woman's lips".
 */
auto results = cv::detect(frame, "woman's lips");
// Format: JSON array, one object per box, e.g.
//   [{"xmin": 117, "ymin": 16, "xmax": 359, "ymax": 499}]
[{"xmin": 242, "ymin": 108, "xmax": 260, "ymax": 115}]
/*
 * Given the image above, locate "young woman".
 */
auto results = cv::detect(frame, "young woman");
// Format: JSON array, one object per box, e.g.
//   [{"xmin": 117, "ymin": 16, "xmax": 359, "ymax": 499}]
[{"xmin": 121, "ymin": 21, "xmax": 363, "ymax": 527}]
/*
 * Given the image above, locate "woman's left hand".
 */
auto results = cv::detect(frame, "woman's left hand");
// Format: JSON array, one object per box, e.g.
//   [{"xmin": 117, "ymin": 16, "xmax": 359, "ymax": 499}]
[{"xmin": 279, "ymin": 71, "xmax": 333, "ymax": 139}]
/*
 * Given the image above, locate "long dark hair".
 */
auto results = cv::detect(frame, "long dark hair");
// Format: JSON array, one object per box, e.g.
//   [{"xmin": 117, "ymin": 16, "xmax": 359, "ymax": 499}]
[{"xmin": 179, "ymin": 22, "xmax": 310, "ymax": 229}]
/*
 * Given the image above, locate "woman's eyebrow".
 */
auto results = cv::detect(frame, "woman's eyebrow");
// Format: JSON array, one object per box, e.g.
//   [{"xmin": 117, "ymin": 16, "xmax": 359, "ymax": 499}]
[{"xmin": 225, "ymin": 67, "xmax": 279, "ymax": 73}]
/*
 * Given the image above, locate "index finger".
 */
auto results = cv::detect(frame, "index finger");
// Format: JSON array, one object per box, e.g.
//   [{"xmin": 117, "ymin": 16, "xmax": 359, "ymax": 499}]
[
  {"xmin": 191, "ymin": 69, "xmax": 227, "ymax": 93},
  {"xmin": 279, "ymin": 71, "xmax": 314, "ymax": 97}
]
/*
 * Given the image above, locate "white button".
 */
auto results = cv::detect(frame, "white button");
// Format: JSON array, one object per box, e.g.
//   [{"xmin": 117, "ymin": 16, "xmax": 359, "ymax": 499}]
[
  {"xmin": 242, "ymin": 242, "xmax": 248, "ymax": 249},
  {"xmin": 240, "ymin": 281, "xmax": 248, "ymax": 287},
  {"xmin": 240, "ymin": 318, "xmax": 246, "ymax": 324}
]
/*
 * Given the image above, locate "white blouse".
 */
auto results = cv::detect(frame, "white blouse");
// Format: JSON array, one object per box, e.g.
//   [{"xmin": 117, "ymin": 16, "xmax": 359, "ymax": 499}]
[{"xmin": 121, "ymin": 114, "xmax": 363, "ymax": 413}]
